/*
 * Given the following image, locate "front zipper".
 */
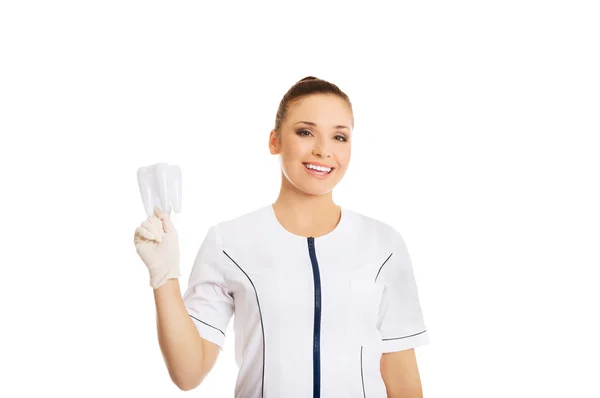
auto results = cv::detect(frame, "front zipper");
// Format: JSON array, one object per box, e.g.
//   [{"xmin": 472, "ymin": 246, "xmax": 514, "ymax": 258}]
[
  {"xmin": 361, "ymin": 345, "xmax": 366, "ymax": 397},
  {"xmin": 307, "ymin": 237, "xmax": 321, "ymax": 398}
]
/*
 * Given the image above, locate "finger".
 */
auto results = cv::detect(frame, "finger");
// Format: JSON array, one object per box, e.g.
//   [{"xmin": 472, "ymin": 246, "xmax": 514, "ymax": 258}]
[
  {"xmin": 155, "ymin": 207, "xmax": 176, "ymax": 234},
  {"xmin": 148, "ymin": 214, "xmax": 164, "ymax": 231},
  {"xmin": 153, "ymin": 206, "xmax": 170, "ymax": 220},
  {"xmin": 162, "ymin": 216, "xmax": 176, "ymax": 235},
  {"xmin": 141, "ymin": 220, "xmax": 163, "ymax": 242},
  {"xmin": 134, "ymin": 226, "xmax": 156, "ymax": 243}
]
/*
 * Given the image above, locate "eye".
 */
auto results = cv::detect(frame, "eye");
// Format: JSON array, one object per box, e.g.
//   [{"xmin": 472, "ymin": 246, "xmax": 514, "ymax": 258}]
[{"xmin": 296, "ymin": 129, "xmax": 348, "ymax": 142}]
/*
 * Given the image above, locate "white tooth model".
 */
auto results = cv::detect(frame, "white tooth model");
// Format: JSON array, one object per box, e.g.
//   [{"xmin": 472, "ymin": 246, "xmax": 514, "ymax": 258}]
[{"xmin": 137, "ymin": 163, "xmax": 182, "ymax": 217}]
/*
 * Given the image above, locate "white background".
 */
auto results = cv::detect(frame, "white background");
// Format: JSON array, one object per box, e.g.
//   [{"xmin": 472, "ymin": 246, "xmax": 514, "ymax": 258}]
[{"xmin": 1, "ymin": 1, "xmax": 599, "ymax": 397}]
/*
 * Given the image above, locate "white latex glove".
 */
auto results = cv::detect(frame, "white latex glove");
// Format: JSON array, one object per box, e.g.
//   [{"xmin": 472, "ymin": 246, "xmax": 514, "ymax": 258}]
[{"xmin": 134, "ymin": 206, "xmax": 181, "ymax": 289}]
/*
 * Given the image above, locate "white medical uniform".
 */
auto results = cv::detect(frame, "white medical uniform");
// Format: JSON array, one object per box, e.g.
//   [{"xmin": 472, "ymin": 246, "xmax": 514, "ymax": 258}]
[{"xmin": 183, "ymin": 204, "xmax": 430, "ymax": 398}]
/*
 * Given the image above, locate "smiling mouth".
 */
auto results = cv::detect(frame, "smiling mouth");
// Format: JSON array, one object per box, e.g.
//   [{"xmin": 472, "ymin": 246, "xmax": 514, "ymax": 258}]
[{"xmin": 303, "ymin": 163, "xmax": 334, "ymax": 174}]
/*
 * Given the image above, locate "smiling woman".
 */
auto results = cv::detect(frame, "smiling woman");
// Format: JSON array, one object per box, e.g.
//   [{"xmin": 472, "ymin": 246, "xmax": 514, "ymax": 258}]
[
  {"xmin": 136, "ymin": 76, "xmax": 430, "ymax": 398},
  {"xmin": 269, "ymin": 77, "xmax": 354, "ymax": 199}
]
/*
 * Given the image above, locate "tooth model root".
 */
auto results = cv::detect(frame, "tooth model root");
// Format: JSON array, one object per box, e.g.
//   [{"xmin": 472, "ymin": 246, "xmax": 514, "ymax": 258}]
[{"xmin": 137, "ymin": 163, "xmax": 183, "ymax": 216}]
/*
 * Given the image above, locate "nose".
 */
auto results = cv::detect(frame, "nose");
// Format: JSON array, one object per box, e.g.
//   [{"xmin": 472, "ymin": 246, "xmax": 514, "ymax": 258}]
[{"xmin": 312, "ymin": 138, "xmax": 332, "ymax": 158}]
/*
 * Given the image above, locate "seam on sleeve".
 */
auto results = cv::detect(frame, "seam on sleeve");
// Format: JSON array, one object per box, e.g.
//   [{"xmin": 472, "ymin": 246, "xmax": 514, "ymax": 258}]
[
  {"xmin": 189, "ymin": 314, "xmax": 225, "ymax": 336},
  {"xmin": 382, "ymin": 329, "xmax": 427, "ymax": 341}
]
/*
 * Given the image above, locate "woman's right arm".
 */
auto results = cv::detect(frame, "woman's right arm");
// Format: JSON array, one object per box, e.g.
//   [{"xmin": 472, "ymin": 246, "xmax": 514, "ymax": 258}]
[
  {"xmin": 134, "ymin": 207, "xmax": 222, "ymax": 391},
  {"xmin": 154, "ymin": 278, "xmax": 222, "ymax": 391}
]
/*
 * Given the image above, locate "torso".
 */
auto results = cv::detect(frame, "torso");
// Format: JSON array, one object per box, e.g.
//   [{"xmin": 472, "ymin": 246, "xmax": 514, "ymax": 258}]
[
  {"xmin": 183, "ymin": 203, "xmax": 429, "ymax": 398},
  {"xmin": 219, "ymin": 204, "xmax": 394, "ymax": 397}
]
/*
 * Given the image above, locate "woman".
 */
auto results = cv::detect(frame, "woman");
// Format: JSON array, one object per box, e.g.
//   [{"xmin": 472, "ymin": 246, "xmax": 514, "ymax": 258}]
[{"xmin": 134, "ymin": 76, "xmax": 430, "ymax": 397}]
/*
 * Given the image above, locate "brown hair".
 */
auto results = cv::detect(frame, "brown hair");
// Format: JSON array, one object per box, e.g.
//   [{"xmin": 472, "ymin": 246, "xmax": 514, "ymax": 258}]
[{"xmin": 273, "ymin": 76, "xmax": 353, "ymax": 137}]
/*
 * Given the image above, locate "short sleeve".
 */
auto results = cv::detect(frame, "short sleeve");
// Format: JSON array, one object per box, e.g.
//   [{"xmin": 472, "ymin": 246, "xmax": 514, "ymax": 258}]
[
  {"xmin": 182, "ymin": 225, "xmax": 234, "ymax": 350},
  {"xmin": 377, "ymin": 229, "xmax": 430, "ymax": 353}
]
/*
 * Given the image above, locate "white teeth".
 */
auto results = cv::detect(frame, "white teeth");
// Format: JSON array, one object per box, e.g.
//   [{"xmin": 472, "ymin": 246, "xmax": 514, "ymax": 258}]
[
  {"xmin": 305, "ymin": 163, "xmax": 332, "ymax": 173},
  {"xmin": 137, "ymin": 163, "xmax": 182, "ymax": 216}
]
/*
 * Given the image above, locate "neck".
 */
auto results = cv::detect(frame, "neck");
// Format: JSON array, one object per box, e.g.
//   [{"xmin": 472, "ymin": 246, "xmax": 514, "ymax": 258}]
[{"xmin": 273, "ymin": 174, "xmax": 340, "ymax": 228}]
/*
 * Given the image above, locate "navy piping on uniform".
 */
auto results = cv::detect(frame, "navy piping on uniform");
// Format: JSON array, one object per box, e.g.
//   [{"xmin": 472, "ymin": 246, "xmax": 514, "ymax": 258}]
[
  {"xmin": 374, "ymin": 253, "xmax": 427, "ymax": 343},
  {"xmin": 374, "ymin": 252, "xmax": 393, "ymax": 283},
  {"xmin": 360, "ymin": 346, "xmax": 366, "ymax": 398},
  {"xmin": 189, "ymin": 315, "xmax": 225, "ymax": 336},
  {"xmin": 382, "ymin": 329, "xmax": 427, "ymax": 341},
  {"xmin": 223, "ymin": 250, "xmax": 265, "ymax": 398},
  {"xmin": 307, "ymin": 237, "xmax": 322, "ymax": 398}
]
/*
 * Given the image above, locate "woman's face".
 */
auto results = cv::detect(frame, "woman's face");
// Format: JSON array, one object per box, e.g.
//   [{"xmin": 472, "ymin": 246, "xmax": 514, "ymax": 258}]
[{"xmin": 270, "ymin": 94, "xmax": 353, "ymax": 196}]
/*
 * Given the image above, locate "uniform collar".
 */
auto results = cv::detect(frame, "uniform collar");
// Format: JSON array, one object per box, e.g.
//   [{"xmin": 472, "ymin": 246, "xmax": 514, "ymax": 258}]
[{"xmin": 266, "ymin": 203, "xmax": 349, "ymax": 243}]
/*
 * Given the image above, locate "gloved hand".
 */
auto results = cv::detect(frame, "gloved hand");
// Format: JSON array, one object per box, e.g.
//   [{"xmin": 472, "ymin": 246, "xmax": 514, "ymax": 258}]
[{"xmin": 134, "ymin": 206, "xmax": 181, "ymax": 289}]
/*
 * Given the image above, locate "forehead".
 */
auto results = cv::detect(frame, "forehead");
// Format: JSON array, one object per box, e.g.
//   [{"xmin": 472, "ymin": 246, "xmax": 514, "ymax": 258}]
[{"xmin": 286, "ymin": 94, "xmax": 353, "ymax": 128}]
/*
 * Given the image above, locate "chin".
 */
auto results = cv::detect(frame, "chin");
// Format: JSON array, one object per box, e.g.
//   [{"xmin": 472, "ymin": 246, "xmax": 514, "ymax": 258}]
[
  {"xmin": 305, "ymin": 187, "xmax": 335, "ymax": 196},
  {"xmin": 283, "ymin": 167, "xmax": 344, "ymax": 194},
  {"xmin": 300, "ymin": 178, "xmax": 339, "ymax": 196}
]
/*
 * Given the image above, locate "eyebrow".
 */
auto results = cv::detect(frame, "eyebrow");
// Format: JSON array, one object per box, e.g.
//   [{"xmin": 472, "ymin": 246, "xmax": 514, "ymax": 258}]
[{"xmin": 294, "ymin": 121, "xmax": 350, "ymax": 130}]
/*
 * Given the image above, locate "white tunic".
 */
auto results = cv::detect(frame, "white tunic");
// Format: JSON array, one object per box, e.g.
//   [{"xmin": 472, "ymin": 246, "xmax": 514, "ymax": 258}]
[{"xmin": 183, "ymin": 204, "xmax": 430, "ymax": 397}]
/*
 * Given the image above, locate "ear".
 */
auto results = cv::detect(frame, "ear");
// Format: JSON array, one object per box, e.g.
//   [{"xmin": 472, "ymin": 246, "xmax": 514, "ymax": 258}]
[{"xmin": 268, "ymin": 130, "xmax": 280, "ymax": 155}]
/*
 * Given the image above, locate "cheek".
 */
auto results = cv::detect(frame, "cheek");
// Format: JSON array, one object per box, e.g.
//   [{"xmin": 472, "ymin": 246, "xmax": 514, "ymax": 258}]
[
  {"xmin": 280, "ymin": 151, "xmax": 305, "ymax": 173},
  {"xmin": 336, "ymin": 149, "xmax": 351, "ymax": 167},
  {"xmin": 287, "ymin": 144, "xmax": 314, "ymax": 165}
]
